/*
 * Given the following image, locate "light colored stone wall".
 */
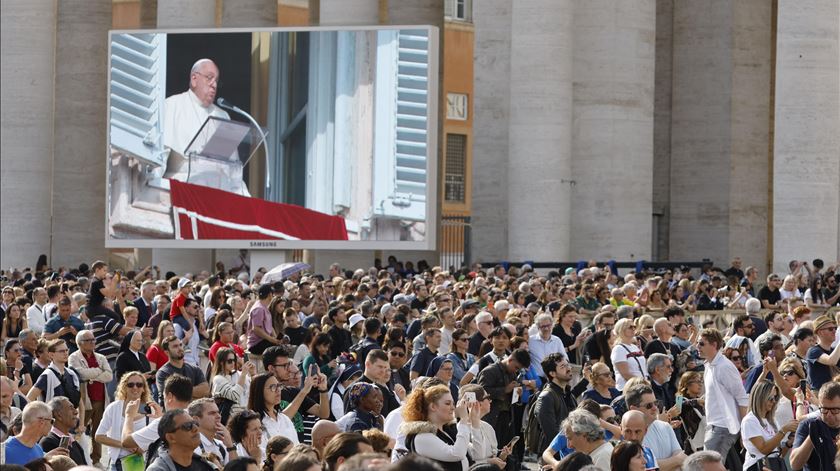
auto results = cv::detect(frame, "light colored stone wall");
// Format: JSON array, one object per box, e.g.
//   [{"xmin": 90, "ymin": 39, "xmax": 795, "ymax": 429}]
[
  {"xmin": 652, "ymin": 0, "xmax": 673, "ymax": 261},
  {"xmin": 773, "ymin": 0, "xmax": 840, "ymax": 273},
  {"xmin": 51, "ymin": 0, "xmax": 111, "ymax": 268},
  {"xmin": 668, "ymin": 0, "xmax": 734, "ymax": 267},
  {"xmin": 570, "ymin": 0, "xmax": 655, "ymax": 262},
  {"xmin": 470, "ymin": 0, "xmax": 512, "ymax": 263},
  {"xmin": 728, "ymin": 0, "xmax": 772, "ymax": 273},
  {"xmin": 317, "ymin": 0, "xmax": 378, "ymax": 25},
  {"xmin": 0, "ymin": 1, "xmax": 57, "ymax": 269}
]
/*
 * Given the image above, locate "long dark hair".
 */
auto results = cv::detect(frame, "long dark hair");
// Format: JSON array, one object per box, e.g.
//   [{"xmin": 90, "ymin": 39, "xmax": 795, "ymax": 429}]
[{"xmin": 247, "ymin": 373, "xmax": 279, "ymax": 417}]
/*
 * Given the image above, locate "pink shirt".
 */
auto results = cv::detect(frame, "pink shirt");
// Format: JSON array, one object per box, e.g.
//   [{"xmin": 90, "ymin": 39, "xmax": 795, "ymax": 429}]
[{"xmin": 247, "ymin": 304, "xmax": 273, "ymax": 348}]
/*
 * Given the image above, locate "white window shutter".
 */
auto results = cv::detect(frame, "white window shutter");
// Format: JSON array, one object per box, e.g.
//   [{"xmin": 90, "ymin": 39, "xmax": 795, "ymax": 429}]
[
  {"xmin": 373, "ymin": 29, "xmax": 429, "ymax": 222},
  {"xmin": 109, "ymin": 33, "xmax": 167, "ymax": 168}
]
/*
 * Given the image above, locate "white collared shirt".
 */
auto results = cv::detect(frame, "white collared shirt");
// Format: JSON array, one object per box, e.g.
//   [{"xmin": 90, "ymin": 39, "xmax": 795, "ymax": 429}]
[
  {"xmin": 704, "ymin": 351, "xmax": 749, "ymax": 433},
  {"xmin": 26, "ymin": 303, "xmax": 47, "ymax": 335},
  {"xmin": 528, "ymin": 334, "xmax": 568, "ymax": 377},
  {"xmin": 196, "ymin": 432, "xmax": 228, "ymax": 465}
]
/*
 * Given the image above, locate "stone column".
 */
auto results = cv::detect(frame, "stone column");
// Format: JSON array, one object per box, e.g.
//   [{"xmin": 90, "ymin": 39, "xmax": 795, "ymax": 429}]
[
  {"xmin": 668, "ymin": 0, "xmax": 772, "ymax": 271},
  {"xmin": 652, "ymin": 0, "xmax": 674, "ymax": 261},
  {"xmin": 471, "ymin": 0, "xmax": 512, "ymax": 262},
  {"xmin": 773, "ymin": 0, "xmax": 840, "ymax": 272},
  {"xmin": 570, "ymin": 0, "xmax": 656, "ymax": 262},
  {"xmin": 0, "ymin": 1, "xmax": 57, "ymax": 268},
  {"xmin": 220, "ymin": 0, "xmax": 276, "ymax": 26},
  {"xmin": 51, "ymin": 0, "xmax": 111, "ymax": 268},
  {"xmin": 507, "ymin": 0, "xmax": 574, "ymax": 262},
  {"xmin": 317, "ymin": 0, "xmax": 378, "ymax": 25},
  {"xmin": 152, "ymin": 0, "xmax": 217, "ymax": 273}
]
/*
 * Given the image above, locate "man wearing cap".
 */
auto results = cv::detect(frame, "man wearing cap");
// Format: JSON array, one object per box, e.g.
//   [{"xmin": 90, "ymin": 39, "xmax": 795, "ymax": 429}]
[
  {"xmin": 805, "ymin": 315, "xmax": 840, "ymax": 392},
  {"xmin": 246, "ymin": 284, "xmax": 282, "ymax": 355}
]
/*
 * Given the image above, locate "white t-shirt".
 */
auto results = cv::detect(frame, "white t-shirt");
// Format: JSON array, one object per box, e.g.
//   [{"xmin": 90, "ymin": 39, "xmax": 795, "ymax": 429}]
[
  {"xmin": 779, "ymin": 288, "xmax": 801, "ymax": 300},
  {"xmin": 589, "ymin": 441, "xmax": 614, "ymax": 471},
  {"xmin": 610, "ymin": 343, "xmax": 647, "ymax": 390},
  {"xmin": 741, "ymin": 412, "xmax": 779, "ymax": 469},
  {"xmin": 95, "ymin": 400, "xmax": 151, "ymax": 463},
  {"xmin": 643, "ymin": 420, "xmax": 682, "ymax": 463},
  {"xmin": 261, "ymin": 412, "xmax": 299, "ymax": 445},
  {"xmin": 132, "ymin": 417, "xmax": 161, "ymax": 451}
]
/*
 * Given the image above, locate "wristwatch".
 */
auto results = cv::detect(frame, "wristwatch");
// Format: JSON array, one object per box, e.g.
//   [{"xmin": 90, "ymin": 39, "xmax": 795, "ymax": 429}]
[{"xmin": 226, "ymin": 446, "xmax": 237, "ymax": 452}]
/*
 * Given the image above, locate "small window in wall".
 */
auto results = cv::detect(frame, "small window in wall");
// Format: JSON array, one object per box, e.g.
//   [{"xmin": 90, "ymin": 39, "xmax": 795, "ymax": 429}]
[
  {"xmin": 445, "ymin": 134, "xmax": 467, "ymax": 203},
  {"xmin": 445, "ymin": 0, "xmax": 472, "ymax": 22}
]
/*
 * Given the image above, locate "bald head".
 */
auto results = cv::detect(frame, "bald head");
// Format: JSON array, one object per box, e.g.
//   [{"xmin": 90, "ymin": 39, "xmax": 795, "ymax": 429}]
[
  {"xmin": 654, "ymin": 318, "xmax": 673, "ymax": 337},
  {"xmin": 621, "ymin": 410, "xmax": 647, "ymax": 442},
  {"xmin": 311, "ymin": 419, "xmax": 341, "ymax": 453}
]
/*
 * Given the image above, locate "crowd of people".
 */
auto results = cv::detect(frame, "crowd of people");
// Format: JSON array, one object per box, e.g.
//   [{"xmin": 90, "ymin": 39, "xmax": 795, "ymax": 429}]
[{"xmin": 1, "ymin": 255, "xmax": 840, "ymax": 471}]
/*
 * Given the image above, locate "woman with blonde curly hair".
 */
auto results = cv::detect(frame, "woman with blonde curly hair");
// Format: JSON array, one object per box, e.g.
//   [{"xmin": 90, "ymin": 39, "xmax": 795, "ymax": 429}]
[
  {"xmin": 398, "ymin": 384, "xmax": 471, "ymax": 471},
  {"xmin": 95, "ymin": 371, "xmax": 156, "ymax": 470}
]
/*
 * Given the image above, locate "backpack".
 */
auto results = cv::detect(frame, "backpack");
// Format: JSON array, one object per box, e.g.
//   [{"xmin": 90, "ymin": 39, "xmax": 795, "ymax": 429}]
[
  {"xmin": 50, "ymin": 367, "xmax": 81, "ymax": 408},
  {"xmin": 524, "ymin": 384, "xmax": 561, "ymax": 454}
]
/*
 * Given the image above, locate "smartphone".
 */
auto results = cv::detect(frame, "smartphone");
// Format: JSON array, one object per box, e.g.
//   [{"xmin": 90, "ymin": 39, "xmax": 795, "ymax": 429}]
[
  {"xmin": 309, "ymin": 364, "xmax": 319, "ymax": 377},
  {"xmin": 676, "ymin": 395, "xmax": 684, "ymax": 411},
  {"xmin": 506, "ymin": 436, "xmax": 520, "ymax": 449},
  {"xmin": 464, "ymin": 392, "xmax": 476, "ymax": 403},
  {"xmin": 800, "ymin": 379, "xmax": 808, "ymax": 395},
  {"xmin": 243, "ymin": 352, "xmax": 250, "ymax": 363},
  {"xmin": 768, "ymin": 351, "xmax": 775, "ymax": 359},
  {"xmin": 59, "ymin": 436, "xmax": 70, "ymax": 449},
  {"xmin": 140, "ymin": 403, "xmax": 152, "ymax": 415}
]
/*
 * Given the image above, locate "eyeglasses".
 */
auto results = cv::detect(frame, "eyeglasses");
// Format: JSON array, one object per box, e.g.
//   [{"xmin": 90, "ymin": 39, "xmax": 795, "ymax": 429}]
[
  {"xmin": 273, "ymin": 362, "xmax": 293, "ymax": 370},
  {"xmin": 729, "ymin": 356, "xmax": 742, "ymax": 361},
  {"xmin": 820, "ymin": 407, "xmax": 840, "ymax": 415},
  {"xmin": 539, "ymin": 324, "xmax": 552, "ymax": 329},
  {"xmin": 266, "ymin": 383, "xmax": 282, "ymax": 392},
  {"xmin": 195, "ymin": 72, "xmax": 219, "ymax": 85},
  {"xmin": 640, "ymin": 402, "xmax": 657, "ymax": 410},
  {"xmin": 126, "ymin": 382, "xmax": 145, "ymax": 389},
  {"xmin": 822, "ymin": 326, "xmax": 838, "ymax": 332},
  {"xmin": 175, "ymin": 420, "xmax": 199, "ymax": 432},
  {"xmin": 439, "ymin": 366, "xmax": 454, "ymax": 372},
  {"xmin": 769, "ymin": 396, "xmax": 779, "ymax": 403},
  {"xmin": 79, "ymin": 338, "xmax": 95, "ymax": 343},
  {"xmin": 389, "ymin": 351, "xmax": 406, "ymax": 357},
  {"xmin": 37, "ymin": 417, "xmax": 56, "ymax": 424}
]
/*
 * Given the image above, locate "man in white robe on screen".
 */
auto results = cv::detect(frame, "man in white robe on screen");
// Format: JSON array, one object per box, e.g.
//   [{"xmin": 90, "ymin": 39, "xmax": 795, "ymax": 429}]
[{"xmin": 163, "ymin": 58, "xmax": 250, "ymax": 196}]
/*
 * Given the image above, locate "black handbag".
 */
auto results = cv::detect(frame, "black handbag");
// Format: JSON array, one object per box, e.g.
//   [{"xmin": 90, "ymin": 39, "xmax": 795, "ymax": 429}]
[{"xmin": 747, "ymin": 455, "xmax": 788, "ymax": 471}]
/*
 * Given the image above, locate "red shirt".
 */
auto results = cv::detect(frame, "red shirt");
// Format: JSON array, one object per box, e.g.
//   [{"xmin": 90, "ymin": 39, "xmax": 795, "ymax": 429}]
[
  {"xmin": 208, "ymin": 341, "xmax": 245, "ymax": 363},
  {"xmin": 170, "ymin": 293, "xmax": 187, "ymax": 319},
  {"xmin": 146, "ymin": 344, "xmax": 169, "ymax": 369},
  {"xmin": 83, "ymin": 352, "xmax": 105, "ymax": 401}
]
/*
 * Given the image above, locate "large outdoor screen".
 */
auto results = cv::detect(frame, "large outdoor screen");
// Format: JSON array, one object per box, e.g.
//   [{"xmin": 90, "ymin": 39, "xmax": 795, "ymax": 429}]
[{"xmin": 105, "ymin": 26, "xmax": 439, "ymax": 250}]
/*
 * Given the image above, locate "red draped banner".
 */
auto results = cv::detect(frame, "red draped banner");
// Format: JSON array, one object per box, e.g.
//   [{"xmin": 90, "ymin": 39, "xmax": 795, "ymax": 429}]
[{"xmin": 169, "ymin": 179, "xmax": 349, "ymax": 240}]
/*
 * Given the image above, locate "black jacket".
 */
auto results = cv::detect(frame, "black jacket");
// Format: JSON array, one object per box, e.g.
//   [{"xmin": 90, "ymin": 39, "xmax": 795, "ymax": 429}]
[
  {"xmin": 40, "ymin": 432, "xmax": 87, "ymax": 465},
  {"xmin": 476, "ymin": 362, "xmax": 514, "ymax": 428},
  {"xmin": 360, "ymin": 374, "xmax": 401, "ymax": 417},
  {"xmin": 534, "ymin": 380, "xmax": 589, "ymax": 452}
]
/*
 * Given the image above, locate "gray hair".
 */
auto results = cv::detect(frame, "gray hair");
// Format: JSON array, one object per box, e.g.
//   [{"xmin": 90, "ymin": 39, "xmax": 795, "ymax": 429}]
[
  {"xmin": 534, "ymin": 313, "xmax": 553, "ymax": 327},
  {"xmin": 561, "ymin": 409, "xmax": 603, "ymax": 442},
  {"xmin": 683, "ymin": 450, "xmax": 723, "ymax": 471},
  {"xmin": 647, "ymin": 353, "xmax": 671, "ymax": 375},
  {"xmin": 187, "ymin": 398, "xmax": 216, "ymax": 418},
  {"xmin": 18, "ymin": 329, "xmax": 34, "ymax": 342},
  {"xmin": 48, "ymin": 396, "xmax": 71, "ymax": 416},
  {"xmin": 21, "ymin": 400, "xmax": 51, "ymax": 425},
  {"xmin": 745, "ymin": 297, "xmax": 761, "ymax": 314},
  {"xmin": 616, "ymin": 305, "xmax": 635, "ymax": 319},
  {"xmin": 75, "ymin": 329, "xmax": 94, "ymax": 345},
  {"xmin": 475, "ymin": 311, "xmax": 493, "ymax": 324}
]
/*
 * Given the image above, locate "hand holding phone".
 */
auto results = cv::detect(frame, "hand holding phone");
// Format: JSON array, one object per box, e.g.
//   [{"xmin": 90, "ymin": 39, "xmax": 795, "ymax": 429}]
[
  {"xmin": 309, "ymin": 364, "xmax": 319, "ymax": 377},
  {"xmin": 59, "ymin": 436, "xmax": 70, "ymax": 449},
  {"xmin": 463, "ymin": 392, "xmax": 476, "ymax": 404}
]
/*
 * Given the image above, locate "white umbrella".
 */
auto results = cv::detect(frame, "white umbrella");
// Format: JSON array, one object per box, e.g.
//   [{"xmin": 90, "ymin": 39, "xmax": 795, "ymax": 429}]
[{"xmin": 262, "ymin": 262, "xmax": 310, "ymax": 284}]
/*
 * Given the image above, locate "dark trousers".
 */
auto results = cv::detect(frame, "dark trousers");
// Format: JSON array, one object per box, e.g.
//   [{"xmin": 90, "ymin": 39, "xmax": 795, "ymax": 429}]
[{"xmin": 248, "ymin": 339, "xmax": 274, "ymax": 355}]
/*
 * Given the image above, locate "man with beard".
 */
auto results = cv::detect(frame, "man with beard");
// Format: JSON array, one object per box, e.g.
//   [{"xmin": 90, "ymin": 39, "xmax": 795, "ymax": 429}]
[{"xmin": 155, "ymin": 336, "xmax": 209, "ymax": 402}]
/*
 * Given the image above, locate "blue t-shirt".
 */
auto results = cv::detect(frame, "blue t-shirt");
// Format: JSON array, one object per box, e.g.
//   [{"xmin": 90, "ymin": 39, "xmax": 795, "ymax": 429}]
[
  {"xmin": 548, "ymin": 433, "xmax": 574, "ymax": 458},
  {"xmin": 582, "ymin": 387, "xmax": 620, "ymax": 405},
  {"xmin": 793, "ymin": 413, "xmax": 839, "ymax": 471},
  {"xmin": 643, "ymin": 446, "xmax": 659, "ymax": 470},
  {"xmin": 4, "ymin": 436, "xmax": 45, "ymax": 465}
]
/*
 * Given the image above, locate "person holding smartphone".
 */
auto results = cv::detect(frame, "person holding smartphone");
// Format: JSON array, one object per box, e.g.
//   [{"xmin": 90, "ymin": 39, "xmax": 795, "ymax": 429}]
[{"xmin": 39, "ymin": 397, "xmax": 87, "ymax": 465}]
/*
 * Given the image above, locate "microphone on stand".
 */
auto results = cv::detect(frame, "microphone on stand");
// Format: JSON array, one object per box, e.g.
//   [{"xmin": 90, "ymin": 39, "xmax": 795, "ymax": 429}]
[{"xmin": 216, "ymin": 97, "xmax": 271, "ymax": 189}]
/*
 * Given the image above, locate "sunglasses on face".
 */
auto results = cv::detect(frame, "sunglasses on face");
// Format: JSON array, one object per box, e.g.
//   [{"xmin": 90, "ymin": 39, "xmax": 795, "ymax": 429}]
[
  {"xmin": 126, "ymin": 382, "xmax": 145, "ymax": 389},
  {"xmin": 173, "ymin": 420, "xmax": 199, "ymax": 432},
  {"xmin": 390, "ymin": 351, "xmax": 406, "ymax": 357}
]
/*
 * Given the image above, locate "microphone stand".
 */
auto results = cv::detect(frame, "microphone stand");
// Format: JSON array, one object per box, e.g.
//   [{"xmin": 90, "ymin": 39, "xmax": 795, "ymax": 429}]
[{"xmin": 216, "ymin": 98, "xmax": 271, "ymax": 191}]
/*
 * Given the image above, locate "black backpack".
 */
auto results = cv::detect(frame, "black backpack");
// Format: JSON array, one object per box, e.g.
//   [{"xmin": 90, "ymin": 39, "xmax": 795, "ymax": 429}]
[
  {"xmin": 50, "ymin": 367, "xmax": 81, "ymax": 408},
  {"xmin": 523, "ymin": 384, "xmax": 561, "ymax": 454}
]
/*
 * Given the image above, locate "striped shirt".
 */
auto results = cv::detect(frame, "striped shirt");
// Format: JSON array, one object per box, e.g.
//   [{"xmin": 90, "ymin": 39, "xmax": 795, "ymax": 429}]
[{"xmin": 86, "ymin": 315, "xmax": 123, "ymax": 361}]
